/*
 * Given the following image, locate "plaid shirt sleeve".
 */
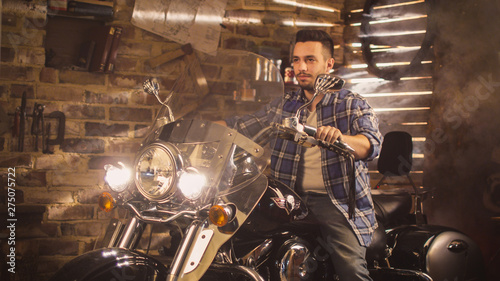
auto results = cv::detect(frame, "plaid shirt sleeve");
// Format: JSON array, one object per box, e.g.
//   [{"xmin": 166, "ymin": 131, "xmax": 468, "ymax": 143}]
[
  {"xmin": 349, "ymin": 94, "xmax": 383, "ymax": 161},
  {"xmin": 318, "ymin": 89, "xmax": 382, "ymax": 159}
]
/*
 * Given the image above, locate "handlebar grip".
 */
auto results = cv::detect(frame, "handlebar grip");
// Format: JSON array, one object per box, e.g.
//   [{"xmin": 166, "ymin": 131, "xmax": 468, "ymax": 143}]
[
  {"xmin": 317, "ymin": 139, "xmax": 355, "ymax": 157},
  {"xmin": 303, "ymin": 124, "xmax": 317, "ymax": 137},
  {"xmin": 302, "ymin": 124, "xmax": 355, "ymax": 154}
]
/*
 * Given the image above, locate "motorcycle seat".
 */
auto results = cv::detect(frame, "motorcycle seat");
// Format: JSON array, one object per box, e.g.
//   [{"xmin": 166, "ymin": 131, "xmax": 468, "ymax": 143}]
[{"xmin": 372, "ymin": 191, "xmax": 412, "ymax": 227}]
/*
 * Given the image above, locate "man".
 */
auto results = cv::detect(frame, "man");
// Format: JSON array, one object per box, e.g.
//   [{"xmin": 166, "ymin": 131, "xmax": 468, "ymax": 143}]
[{"xmin": 221, "ymin": 30, "xmax": 382, "ymax": 280}]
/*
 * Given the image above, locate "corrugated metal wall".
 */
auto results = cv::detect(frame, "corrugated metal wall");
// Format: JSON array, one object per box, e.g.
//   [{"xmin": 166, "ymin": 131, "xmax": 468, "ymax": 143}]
[{"xmin": 339, "ymin": 0, "xmax": 434, "ymax": 189}]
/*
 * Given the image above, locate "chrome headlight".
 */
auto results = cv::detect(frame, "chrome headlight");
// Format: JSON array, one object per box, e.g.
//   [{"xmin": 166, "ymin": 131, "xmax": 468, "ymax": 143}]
[
  {"xmin": 104, "ymin": 162, "xmax": 132, "ymax": 193},
  {"xmin": 135, "ymin": 143, "xmax": 182, "ymax": 202},
  {"xmin": 178, "ymin": 168, "xmax": 207, "ymax": 200}
]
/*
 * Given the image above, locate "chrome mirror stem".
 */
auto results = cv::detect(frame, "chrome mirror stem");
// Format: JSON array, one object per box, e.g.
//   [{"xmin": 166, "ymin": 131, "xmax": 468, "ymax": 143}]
[{"xmin": 143, "ymin": 78, "xmax": 175, "ymax": 122}]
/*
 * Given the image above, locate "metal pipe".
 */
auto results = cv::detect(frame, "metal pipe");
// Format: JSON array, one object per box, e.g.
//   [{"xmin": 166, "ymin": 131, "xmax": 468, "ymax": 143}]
[
  {"xmin": 117, "ymin": 216, "xmax": 145, "ymax": 249},
  {"xmin": 126, "ymin": 202, "xmax": 196, "ymax": 223},
  {"xmin": 167, "ymin": 221, "xmax": 202, "ymax": 281}
]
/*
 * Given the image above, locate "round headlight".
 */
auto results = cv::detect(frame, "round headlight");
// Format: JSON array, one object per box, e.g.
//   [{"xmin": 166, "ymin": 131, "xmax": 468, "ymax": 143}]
[
  {"xmin": 104, "ymin": 162, "xmax": 132, "ymax": 193},
  {"xmin": 178, "ymin": 168, "xmax": 207, "ymax": 200},
  {"xmin": 135, "ymin": 143, "xmax": 181, "ymax": 202}
]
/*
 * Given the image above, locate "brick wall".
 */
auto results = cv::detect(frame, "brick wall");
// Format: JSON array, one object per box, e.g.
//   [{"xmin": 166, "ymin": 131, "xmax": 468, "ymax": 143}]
[{"xmin": 0, "ymin": 0, "xmax": 345, "ymax": 280}]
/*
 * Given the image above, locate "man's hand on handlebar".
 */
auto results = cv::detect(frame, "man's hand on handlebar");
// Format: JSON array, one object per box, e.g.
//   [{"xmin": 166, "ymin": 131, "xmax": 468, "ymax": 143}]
[
  {"xmin": 315, "ymin": 126, "xmax": 371, "ymax": 160},
  {"xmin": 316, "ymin": 126, "xmax": 343, "ymax": 144}
]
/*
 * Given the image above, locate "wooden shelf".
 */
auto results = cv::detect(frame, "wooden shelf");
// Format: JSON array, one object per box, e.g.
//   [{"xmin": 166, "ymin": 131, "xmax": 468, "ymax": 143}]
[{"xmin": 47, "ymin": 9, "xmax": 113, "ymax": 21}]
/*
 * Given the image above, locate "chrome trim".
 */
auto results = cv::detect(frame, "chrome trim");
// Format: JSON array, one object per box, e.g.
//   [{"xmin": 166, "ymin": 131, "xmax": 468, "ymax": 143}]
[
  {"xmin": 215, "ymin": 248, "xmax": 233, "ymax": 264},
  {"xmin": 215, "ymin": 204, "xmax": 236, "ymax": 224},
  {"xmin": 134, "ymin": 142, "xmax": 184, "ymax": 203},
  {"xmin": 167, "ymin": 221, "xmax": 202, "ymax": 281},
  {"xmin": 126, "ymin": 202, "xmax": 196, "ymax": 223},
  {"xmin": 233, "ymin": 265, "xmax": 266, "ymax": 281},
  {"xmin": 117, "ymin": 217, "xmax": 145, "ymax": 249},
  {"xmin": 242, "ymin": 238, "xmax": 273, "ymax": 267},
  {"xmin": 105, "ymin": 219, "xmax": 123, "ymax": 248},
  {"xmin": 279, "ymin": 242, "xmax": 312, "ymax": 281},
  {"xmin": 183, "ymin": 229, "xmax": 214, "ymax": 274}
]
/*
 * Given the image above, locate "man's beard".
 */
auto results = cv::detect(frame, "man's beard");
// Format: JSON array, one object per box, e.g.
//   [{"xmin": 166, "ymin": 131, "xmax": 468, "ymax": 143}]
[
  {"xmin": 298, "ymin": 80, "xmax": 314, "ymax": 91},
  {"xmin": 297, "ymin": 72, "xmax": 315, "ymax": 91}
]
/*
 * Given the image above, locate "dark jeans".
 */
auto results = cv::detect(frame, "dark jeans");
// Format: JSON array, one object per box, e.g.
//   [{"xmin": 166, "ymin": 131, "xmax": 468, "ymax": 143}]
[{"xmin": 303, "ymin": 193, "xmax": 372, "ymax": 281}]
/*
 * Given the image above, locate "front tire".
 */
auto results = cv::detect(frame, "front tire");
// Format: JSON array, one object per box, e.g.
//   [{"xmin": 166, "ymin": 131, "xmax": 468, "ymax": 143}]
[{"xmin": 49, "ymin": 248, "xmax": 168, "ymax": 281}]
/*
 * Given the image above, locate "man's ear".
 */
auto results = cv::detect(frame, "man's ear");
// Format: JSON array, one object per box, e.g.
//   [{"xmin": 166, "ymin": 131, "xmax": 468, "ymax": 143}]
[{"xmin": 327, "ymin": 57, "xmax": 335, "ymax": 71}]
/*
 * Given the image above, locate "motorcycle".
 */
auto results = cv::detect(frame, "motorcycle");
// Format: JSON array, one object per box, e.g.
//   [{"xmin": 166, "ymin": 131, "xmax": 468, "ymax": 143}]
[{"xmin": 50, "ymin": 50, "xmax": 484, "ymax": 281}]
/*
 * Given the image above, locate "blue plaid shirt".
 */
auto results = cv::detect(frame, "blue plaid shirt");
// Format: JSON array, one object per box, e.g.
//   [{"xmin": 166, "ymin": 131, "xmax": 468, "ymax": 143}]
[{"xmin": 225, "ymin": 88, "xmax": 382, "ymax": 246}]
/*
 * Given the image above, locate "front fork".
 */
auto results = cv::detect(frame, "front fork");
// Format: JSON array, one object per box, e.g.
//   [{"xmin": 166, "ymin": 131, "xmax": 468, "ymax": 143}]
[
  {"xmin": 118, "ymin": 216, "xmax": 147, "ymax": 249},
  {"xmin": 102, "ymin": 216, "xmax": 147, "ymax": 250},
  {"xmin": 105, "ymin": 216, "xmax": 205, "ymax": 281},
  {"xmin": 167, "ymin": 220, "xmax": 202, "ymax": 281}
]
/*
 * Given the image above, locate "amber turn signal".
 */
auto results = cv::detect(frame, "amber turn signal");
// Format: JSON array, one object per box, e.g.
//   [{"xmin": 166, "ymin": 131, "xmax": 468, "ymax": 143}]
[
  {"xmin": 98, "ymin": 192, "xmax": 115, "ymax": 212},
  {"xmin": 209, "ymin": 205, "xmax": 233, "ymax": 227}
]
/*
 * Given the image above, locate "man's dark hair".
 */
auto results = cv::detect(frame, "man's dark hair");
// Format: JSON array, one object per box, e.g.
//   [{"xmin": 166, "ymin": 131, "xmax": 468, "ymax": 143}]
[{"xmin": 295, "ymin": 29, "xmax": 334, "ymax": 59}]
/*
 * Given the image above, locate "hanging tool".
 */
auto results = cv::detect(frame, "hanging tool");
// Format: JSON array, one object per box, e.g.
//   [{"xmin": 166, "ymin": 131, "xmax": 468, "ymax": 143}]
[
  {"xmin": 13, "ymin": 107, "xmax": 20, "ymax": 138},
  {"xmin": 31, "ymin": 103, "xmax": 45, "ymax": 152},
  {"xmin": 18, "ymin": 91, "xmax": 27, "ymax": 152},
  {"xmin": 43, "ymin": 123, "xmax": 52, "ymax": 154},
  {"xmin": 43, "ymin": 111, "xmax": 65, "ymax": 154}
]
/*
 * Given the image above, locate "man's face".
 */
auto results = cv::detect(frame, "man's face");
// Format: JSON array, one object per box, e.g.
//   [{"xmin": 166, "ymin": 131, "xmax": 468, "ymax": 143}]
[{"xmin": 292, "ymin": 41, "xmax": 334, "ymax": 92}]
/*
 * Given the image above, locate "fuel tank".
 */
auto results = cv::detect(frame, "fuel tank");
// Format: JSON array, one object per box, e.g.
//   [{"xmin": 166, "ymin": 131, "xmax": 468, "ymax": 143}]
[
  {"xmin": 237, "ymin": 178, "xmax": 314, "ymax": 238},
  {"xmin": 387, "ymin": 224, "xmax": 485, "ymax": 281},
  {"xmin": 49, "ymin": 248, "xmax": 168, "ymax": 281}
]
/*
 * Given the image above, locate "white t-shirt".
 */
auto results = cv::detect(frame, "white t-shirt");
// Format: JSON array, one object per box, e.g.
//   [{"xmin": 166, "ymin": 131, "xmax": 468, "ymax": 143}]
[{"xmin": 298, "ymin": 109, "xmax": 327, "ymax": 194}]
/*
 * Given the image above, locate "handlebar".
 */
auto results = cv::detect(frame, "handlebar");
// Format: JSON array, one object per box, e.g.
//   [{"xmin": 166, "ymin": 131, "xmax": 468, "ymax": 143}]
[
  {"xmin": 270, "ymin": 120, "xmax": 357, "ymax": 219},
  {"xmin": 125, "ymin": 202, "xmax": 198, "ymax": 223},
  {"xmin": 273, "ymin": 118, "xmax": 355, "ymax": 158},
  {"xmin": 301, "ymin": 124, "xmax": 355, "ymax": 155}
]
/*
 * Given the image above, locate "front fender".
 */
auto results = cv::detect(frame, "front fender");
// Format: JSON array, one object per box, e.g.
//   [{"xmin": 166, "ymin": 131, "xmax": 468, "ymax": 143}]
[{"xmin": 50, "ymin": 248, "xmax": 168, "ymax": 281}]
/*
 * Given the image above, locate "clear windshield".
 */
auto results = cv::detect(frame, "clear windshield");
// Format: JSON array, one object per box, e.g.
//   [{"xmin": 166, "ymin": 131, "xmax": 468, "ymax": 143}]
[
  {"xmin": 141, "ymin": 50, "xmax": 283, "ymax": 205},
  {"xmin": 146, "ymin": 49, "xmax": 284, "ymax": 138},
  {"xmin": 155, "ymin": 119, "xmax": 266, "ymax": 201}
]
